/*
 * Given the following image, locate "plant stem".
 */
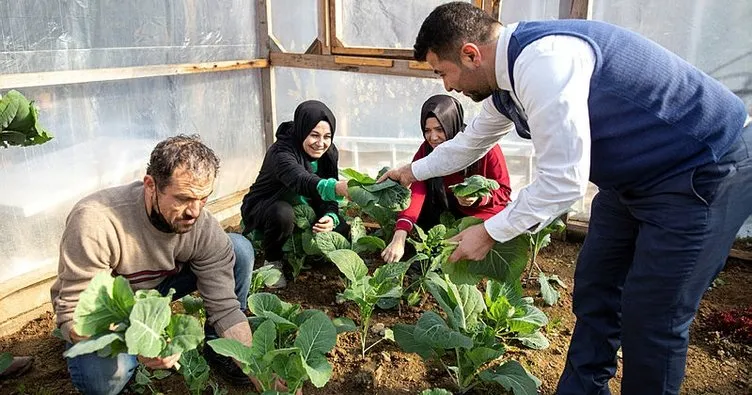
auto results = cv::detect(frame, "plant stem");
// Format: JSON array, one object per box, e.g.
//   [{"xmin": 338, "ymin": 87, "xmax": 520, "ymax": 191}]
[
  {"xmin": 361, "ymin": 315, "xmax": 370, "ymax": 358},
  {"xmin": 455, "ymin": 348, "xmax": 464, "ymax": 393},
  {"xmin": 363, "ymin": 338, "xmax": 384, "ymax": 354}
]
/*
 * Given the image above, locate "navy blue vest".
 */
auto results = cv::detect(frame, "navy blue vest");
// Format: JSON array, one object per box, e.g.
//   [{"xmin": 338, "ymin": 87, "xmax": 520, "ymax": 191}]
[{"xmin": 492, "ymin": 20, "xmax": 747, "ymax": 190}]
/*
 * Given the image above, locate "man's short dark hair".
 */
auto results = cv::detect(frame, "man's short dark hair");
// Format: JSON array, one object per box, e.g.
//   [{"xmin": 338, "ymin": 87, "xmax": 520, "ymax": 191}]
[
  {"xmin": 414, "ymin": 1, "xmax": 500, "ymax": 62},
  {"xmin": 146, "ymin": 134, "xmax": 220, "ymax": 191}
]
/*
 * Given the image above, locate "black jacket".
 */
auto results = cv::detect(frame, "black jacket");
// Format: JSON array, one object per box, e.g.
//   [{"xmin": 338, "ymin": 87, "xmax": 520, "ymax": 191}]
[{"xmin": 241, "ymin": 101, "xmax": 339, "ymax": 232}]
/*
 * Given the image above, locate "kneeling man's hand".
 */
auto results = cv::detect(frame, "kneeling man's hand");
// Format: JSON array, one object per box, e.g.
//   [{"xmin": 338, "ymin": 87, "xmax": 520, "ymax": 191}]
[{"xmin": 138, "ymin": 353, "xmax": 181, "ymax": 370}]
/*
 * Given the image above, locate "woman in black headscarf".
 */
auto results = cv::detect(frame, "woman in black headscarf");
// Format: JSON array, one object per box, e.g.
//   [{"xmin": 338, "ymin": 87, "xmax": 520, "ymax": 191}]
[
  {"xmin": 381, "ymin": 94, "xmax": 513, "ymax": 263},
  {"xmin": 241, "ymin": 100, "xmax": 349, "ymax": 287}
]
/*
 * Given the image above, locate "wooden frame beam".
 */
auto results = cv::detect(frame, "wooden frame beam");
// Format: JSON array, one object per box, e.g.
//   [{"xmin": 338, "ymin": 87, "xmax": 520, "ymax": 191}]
[
  {"xmin": 257, "ymin": 0, "xmax": 277, "ymax": 148},
  {"xmin": 270, "ymin": 52, "xmax": 437, "ymax": 79},
  {"xmin": 0, "ymin": 59, "xmax": 268, "ymax": 90}
]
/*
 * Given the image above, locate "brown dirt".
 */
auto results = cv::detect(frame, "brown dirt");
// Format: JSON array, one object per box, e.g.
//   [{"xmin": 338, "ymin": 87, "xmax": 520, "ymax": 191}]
[{"xmin": 1, "ymin": 240, "xmax": 750, "ymax": 394}]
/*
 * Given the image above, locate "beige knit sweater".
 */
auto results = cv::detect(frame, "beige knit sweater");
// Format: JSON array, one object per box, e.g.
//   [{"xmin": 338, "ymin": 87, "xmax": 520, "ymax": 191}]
[{"xmin": 50, "ymin": 181, "xmax": 245, "ymax": 342}]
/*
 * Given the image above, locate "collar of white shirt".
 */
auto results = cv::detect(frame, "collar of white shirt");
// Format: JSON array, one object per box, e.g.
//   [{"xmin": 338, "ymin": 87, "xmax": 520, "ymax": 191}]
[{"xmin": 494, "ymin": 22, "xmax": 519, "ymax": 93}]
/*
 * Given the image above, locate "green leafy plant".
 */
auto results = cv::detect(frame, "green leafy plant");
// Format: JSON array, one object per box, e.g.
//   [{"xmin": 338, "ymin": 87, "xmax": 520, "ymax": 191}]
[
  {"xmin": 441, "ymin": 235, "xmax": 530, "ymax": 287},
  {"xmin": 394, "ymin": 274, "xmax": 540, "ymax": 394},
  {"xmin": 404, "ymin": 224, "xmax": 455, "ymax": 306},
  {"xmin": 349, "ymin": 217, "xmax": 387, "ymax": 255},
  {"xmin": 1, "ymin": 90, "xmax": 53, "ymax": 148},
  {"xmin": 130, "ymin": 364, "xmax": 171, "ymax": 394},
  {"xmin": 484, "ymin": 280, "xmax": 549, "ymax": 350},
  {"xmin": 209, "ymin": 293, "xmax": 337, "ymax": 393},
  {"xmin": 250, "ymin": 265, "xmax": 284, "ymax": 294},
  {"xmin": 341, "ymin": 167, "xmax": 411, "ymax": 212},
  {"xmin": 527, "ymin": 218, "xmax": 567, "ymax": 306},
  {"xmin": 421, "ymin": 389, "xmax": 453, "ymax": 395},
  {"xmin": 449, "ymin": 175, "xmax": 500, "ymax": 199},
  {"xmin": 327, "ymin": 249, "xmax": 409, "ymax": 357},
  {"xmin": 282, "ymin": 204, "xmax": 318, "ymax": 278},
  {"xmin": 178, "ymin": 349, "xmax": 212, "ymax": 395},
  {"xmin": 63, "ymin": 273, "xmax": 204, "ymax": 367}
]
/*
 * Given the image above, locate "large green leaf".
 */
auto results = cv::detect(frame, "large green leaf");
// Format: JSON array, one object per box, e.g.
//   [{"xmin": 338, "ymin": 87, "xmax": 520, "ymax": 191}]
[
  {"xmin": 248, "ymin": 293, "xmax": 284, "ymax": 316},
  {"xmin": 515, "ymin": 331, "xmax": 550, "ymax": 350},
  {"xmin": 258, "ymin": 310, "xmax": 298, "ymax": 334},
  {"xmin": 450, "ymin": 283, "xmax": 486, "ymax": 331},
  {"xmin": 125, "ymin": 296, "xmax": 172, "ymax": 357},
  {"xmin": 486, "ymin": 279, "xmax": 524, "ymax": 307},
  {"xmin": 449, "ymin": 175, "xmax": 500, "ymax": 198},
  {"xmin": 251, "ymin": 320, "xmax": 278, "ymax": 360},
  {"xmin": 295, "ymin": 311, "xmax": 336, "ymax": 357},
  {"xmin": 111, "ymin": 276, "xmax": 135, "ymax": 318},
  {"xmin": 313, "ymin": 231, "xmax": 350, "ymax": 255},
  {"xmin": 443, "ymin": 236, "xmax": 529, "ymax": 285},
  {"xmin": 340, "ymin": 168, "xmax": 376, "ymax": 184},
  {"xmin": 414, "ymin": 312, "xmax": 473, "ymax": 350},
  {"xmin": 538, "ymin": 272, "xmax": 561, "ymax": 306},
  {"xmin": 454, "ymin": 216, "xmax": 485, "ymax": 233},
  {"xmin": 327, "ymin": 249, "xmax": 368, "ymax": 282},
  {"xmin": 293, "ymin": 205, "xmax": 317, "ymax": 229},
  {"xmin": 467, "ymin": 346, "xmax": 505, "ymax": 370},
  {"xmin": 73, "ymin": 272, "xmax": 130, "ymax": 337},
  {"xmin": 479, "ymin": 360, "xmax": 541, "ymax": 395},
  {"xmin": 0, "ymin": 91, "xmax": 23, "ymax": 129},
  {"xmin": 207, "ymin": 338, "xmax": 255, "ymax": 373},
  {"xmin": 301, "ymin": 353, "xmax": 332, "ymax": 388},
  {"xmin": 353, "ymin": 236, "xmax": 386, "ymax": 254},
  {"xmin": 392, "ymin": 324, "xmax": 434, "ymax": 360},
  {"xmin": 178, "ymin": 349, "xmax": 211, "ymax": 395},
  {"xmin": 295, "ymin": 311, "xmax": 336, "ymax": 388},
  {"xmin": 331, "ymin": 317, "xmax": 357, "ymax": 333},
  {"xmin": 252, "ymin": 266, "xmax": 283, "ymax": 292},
  {"xmin": 180, "ymin": 295, "xmax": 204, "ymax": 315},
  {"xmin": 509, "ymin": 305, "xmax": 548, "ymax": 334},
  {"xmin": 372, "ymin": 261, "xmax": 410, "ymax": 286},
  {"xmin": 271, "ymin": 353, "xmax": 307, "ymax": 391},
  {"xmin": 0, "ymin": 90, "xmax": 52, "ymax": 147},
  {"xmin": 63, "ymin": 333, "xmax": 125, "ymax": 358},
  {"xmin": 163, "ymin": 314, "xmax": 204, "ymax": 356}
]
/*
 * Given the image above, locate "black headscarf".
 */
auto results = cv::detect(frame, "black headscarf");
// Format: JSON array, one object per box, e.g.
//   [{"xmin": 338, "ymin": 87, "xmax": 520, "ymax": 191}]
[
  {"xmin": 420, "ymin": 94, "xmax": 466, "ymax": 211},
  {"xmin": 275, "ymin": 100, "xmax": 339, "ymax": 176}
]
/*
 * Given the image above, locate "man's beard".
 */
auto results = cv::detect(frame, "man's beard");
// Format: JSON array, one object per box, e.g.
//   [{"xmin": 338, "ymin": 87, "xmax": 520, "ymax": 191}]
[{"xmin": 149, "ymin": 193, "xmax": 195, "ymax": 234}]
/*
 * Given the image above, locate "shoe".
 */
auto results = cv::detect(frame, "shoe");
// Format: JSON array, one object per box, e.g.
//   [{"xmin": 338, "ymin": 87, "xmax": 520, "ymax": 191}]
[
  {"xmin": 0, "ymin": 356, "xmax": 33, "ymax": 379},
  {"xmin": 203, "ymin": 343, "xmax": 252, "ymax": 386},
  {"xmin": 263, "ymin": 260, "xmax": 287, "ymax": 288}
]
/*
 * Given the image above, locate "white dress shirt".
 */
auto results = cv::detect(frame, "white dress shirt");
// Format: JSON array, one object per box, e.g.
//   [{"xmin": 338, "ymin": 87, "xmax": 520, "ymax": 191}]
[{"xmin": 411, "ymin": 23, "xmax": 596, "ymax": 243}]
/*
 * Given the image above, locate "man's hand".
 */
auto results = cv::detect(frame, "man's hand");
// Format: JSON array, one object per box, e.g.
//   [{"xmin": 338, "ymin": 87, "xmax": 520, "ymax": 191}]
[
  {"xmin": 312, "ymin": 216, "xmax": 334, "ymax": 233},
  {"xmin": 377, "ymin": 164, "xmax": 418, "ymax": 187},
  {"xmin": 138, "ymin": 353, "xmax": 181, "ymax": 370},
  {"xmin": 456, "ymin": 195, "xmax": 478, "ymax": 207},
  {"xmin": 335, "ymin": 180, "xmax": 349, "ymax": 199},
  {"xmin": 447, "ymin": 223, "xmax": 496, "ymax": 263},
  {"xmin": 69, "ymin": 328, "xmax": 88, "ymax": 344}
]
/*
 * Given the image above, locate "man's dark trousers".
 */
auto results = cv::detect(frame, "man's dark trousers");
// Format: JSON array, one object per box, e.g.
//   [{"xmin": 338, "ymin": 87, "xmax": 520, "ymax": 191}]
[{"xmin": 557, "ymin": 124, "xmax": 752, "ymax": 395}]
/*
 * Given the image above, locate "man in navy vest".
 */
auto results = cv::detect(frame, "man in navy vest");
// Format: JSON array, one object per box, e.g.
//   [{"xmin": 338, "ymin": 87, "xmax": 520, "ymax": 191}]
[{"xmin": 380, "ymin": 2, "xmax": 752, "ymax": 394}]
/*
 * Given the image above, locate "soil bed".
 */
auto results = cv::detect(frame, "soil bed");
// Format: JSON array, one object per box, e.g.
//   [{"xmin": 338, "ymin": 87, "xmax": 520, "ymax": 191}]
[{"xmin": 1, "ymin": 239, "xmax": 749, "ymax": 394}]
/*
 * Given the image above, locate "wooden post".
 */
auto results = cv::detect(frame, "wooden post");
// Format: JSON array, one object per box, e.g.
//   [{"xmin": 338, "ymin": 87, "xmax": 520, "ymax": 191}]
[
  {"xmin": 560, "ymin": 0, "xmax": 592, "ymax": 19},
  {"xmin": 257, "ymin": 0, "xmax": 277, "ymax": 148},
  {"xmin": 318, "ymin": 0, "xmax": 331, "ymax": 55}
]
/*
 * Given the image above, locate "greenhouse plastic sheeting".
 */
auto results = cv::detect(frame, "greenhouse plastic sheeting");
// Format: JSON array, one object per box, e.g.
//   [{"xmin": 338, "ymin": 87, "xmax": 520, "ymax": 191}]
[
  {"xmin": 592, "ymin": 0, "xmax": 752, "ymax": 109},
  {"xmin": 0, "ymin": 70, "xmax": 266, "ymax": 283},
  {"xmin": 270, "ymin": 0, "xmax": 317, "ymax": 53},
  {"xmin": 0, "ymin": 0, "xmax": 258, "ymax": 73},
  {"xmin": 500, "ymin": 0, "xmax": 559, "ymax": 23}
]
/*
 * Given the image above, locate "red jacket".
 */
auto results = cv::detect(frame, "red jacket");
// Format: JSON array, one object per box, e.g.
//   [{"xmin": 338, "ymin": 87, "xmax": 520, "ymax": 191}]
[{"xmin": 396, "ymin": 143, "xmax": 512, "ymax": 232}]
